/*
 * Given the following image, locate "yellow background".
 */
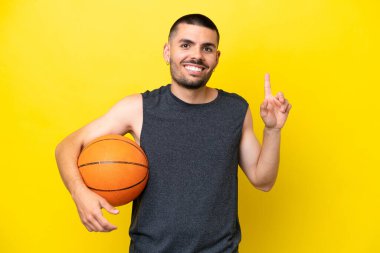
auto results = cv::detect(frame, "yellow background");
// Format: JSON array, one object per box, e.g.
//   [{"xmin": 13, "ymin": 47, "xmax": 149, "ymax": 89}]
[{"xmin": 1, "ymin": 0, "xmax": 379, "ymax": 252}]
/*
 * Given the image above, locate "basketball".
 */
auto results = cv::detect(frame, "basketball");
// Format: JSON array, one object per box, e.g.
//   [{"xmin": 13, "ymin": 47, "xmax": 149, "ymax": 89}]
[{"xmin": 77, "ymin": 134, "xmax": 149, "ymax": 206}]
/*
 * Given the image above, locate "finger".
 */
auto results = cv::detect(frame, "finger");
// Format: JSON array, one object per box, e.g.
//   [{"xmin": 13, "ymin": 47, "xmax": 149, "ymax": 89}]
[
  {"xmin": 286, "ymin": 103, "xmax": 292, "ymax": 113},
  {"xmin": 80, "ymin": 212, "xmax": 96, "ymax": 232},
  {"xmin": 260, "ymin": 99, "xmax": 269, "ymax": 117},
  {"xmin": 95, "ymin": 214, "xmax": 117, "ymax": 232},
  {"xmin": 280, "ymin": 100, "xmax": 289, "ymax": 113},
  {"xmin": 84, "ymin": 214, "xmax": 104, "ymax": 232},
  {"xmin": 273, "ymin": 97, "xmax": 282, "ymax": 107},
  {"xmin": 84, "ymin": 223, "xmax": 95, "ymax": 232},
  {"xmin": 280, "ymin": 103, "xmax": 290, "ymax": 114},
  {"xmin": 264, "ymin": 73, "xmax": 272, "ymax": 98},
  {"xmin": 90, "ymin": 213, "xmax": 108, "ymax": 232},
  {"xmin": 98, "ymin": 199, "xmax": 118, "ymax": 231},
  {"xmin": 276, "ymin": 92, "xmax": 285, "ymax": 103},
  {"xmin": 260, "ymin": 98, "xmax": 269, "ymax": 110},
  {"xmin": 100, "ymin": 199, "xmax": 119, "ymax": 215}
]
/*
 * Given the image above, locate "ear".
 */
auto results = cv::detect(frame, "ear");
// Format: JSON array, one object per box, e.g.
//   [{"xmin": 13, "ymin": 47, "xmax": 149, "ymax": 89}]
[
  {"xmin": 163, "ymin": 43, "xmax": 170, "ymax": 64},
  {"xmin": 215, "ymin": 50, "xmax": 221, "ymax": 67}
]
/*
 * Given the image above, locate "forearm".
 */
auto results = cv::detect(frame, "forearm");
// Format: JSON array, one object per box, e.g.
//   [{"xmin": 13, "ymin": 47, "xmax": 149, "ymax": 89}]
[
  {"xmin": 55, "ymin": 135, "xmax": 87, "ymax": 196},
  {"xmin": 255, "ymin": 127, "xmax": 281, "ymax": 191}
]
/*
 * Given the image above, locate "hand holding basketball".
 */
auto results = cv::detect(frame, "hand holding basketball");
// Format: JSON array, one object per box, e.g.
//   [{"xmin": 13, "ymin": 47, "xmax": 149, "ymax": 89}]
[
  {"xmin": 71, "ymin": 184, "xmax": 119, "ymax": 232},
  {"xmin": 260, "ymin": 73, "xmax": 292, "ymax": 129},
  {"xmin": 74, "ymin": 134, "xmax": 149, "ymax": 232}
]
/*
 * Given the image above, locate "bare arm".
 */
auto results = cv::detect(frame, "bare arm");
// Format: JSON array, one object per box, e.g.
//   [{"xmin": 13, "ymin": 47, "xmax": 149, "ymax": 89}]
[
  {"xmin": 55, "ymin": 93, "xmax": 142, "ymax": 232},
  {"xmin": 238, "ymin": 109, "xmax": 281, "ymax": 192},
  {"xmin": 239, "ymin": 74, "xmax": 291, "ymax": 192}
]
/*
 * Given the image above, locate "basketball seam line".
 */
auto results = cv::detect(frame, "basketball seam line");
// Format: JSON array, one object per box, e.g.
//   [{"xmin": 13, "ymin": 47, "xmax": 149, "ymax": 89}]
[
  {"xmin": 78, "ymin": 160, "xmax": 148, "ymax": 168},
  {"xmin": 86, "ymin": 171, "xmax": 148, "ymax": 192},
  {"xmin": 82, "ymin": 138, "xmax": 148, "ymax": 164}
]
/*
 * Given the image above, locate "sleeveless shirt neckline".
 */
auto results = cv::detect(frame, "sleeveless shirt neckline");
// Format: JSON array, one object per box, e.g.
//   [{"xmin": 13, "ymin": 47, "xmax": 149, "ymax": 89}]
[{"xmin": 167, "ymin": 84, "xmax": 221, "ymax": 107}]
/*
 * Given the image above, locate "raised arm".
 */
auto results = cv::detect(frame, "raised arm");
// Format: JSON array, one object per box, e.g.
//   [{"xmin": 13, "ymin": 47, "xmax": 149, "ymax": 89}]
[
  {"xmin": 55, "ymin": 93, "xmax": 142, "ymax": 232},
  {"xmin": 239, "ymin": 74, "xmax": 291, "ymax": 192}
]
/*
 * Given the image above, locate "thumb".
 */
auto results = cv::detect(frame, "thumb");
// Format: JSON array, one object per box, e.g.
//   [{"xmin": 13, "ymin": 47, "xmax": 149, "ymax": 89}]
[{"xmin": 100, "ymin": 199, "xmax": 119, "ymax": 215}]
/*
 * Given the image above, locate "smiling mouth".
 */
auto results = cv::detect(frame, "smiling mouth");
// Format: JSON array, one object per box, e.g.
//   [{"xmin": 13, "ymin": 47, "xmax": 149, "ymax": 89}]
[
  {"xmin": 183, "ymin": 62, "xmax": 209, "ymax": 73},
  {"xmin": 184, "ymin": 65, "xmax": 203, "ymax": 72}
]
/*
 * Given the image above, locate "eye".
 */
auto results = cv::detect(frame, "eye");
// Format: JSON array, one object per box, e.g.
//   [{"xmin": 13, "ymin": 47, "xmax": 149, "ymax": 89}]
[
  {"xmin": 203, "ymin": 47, "xmax": 213, "ymax": 53},
  {"xmin": 180, "ymin": 43, "xmax": 190, "ymax": 49}
]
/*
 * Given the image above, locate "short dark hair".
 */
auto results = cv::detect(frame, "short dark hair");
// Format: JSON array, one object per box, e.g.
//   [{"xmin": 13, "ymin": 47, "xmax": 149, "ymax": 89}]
[{"xmin": 169, "ymin": 14, "xmax": 220, "ymax": 44}]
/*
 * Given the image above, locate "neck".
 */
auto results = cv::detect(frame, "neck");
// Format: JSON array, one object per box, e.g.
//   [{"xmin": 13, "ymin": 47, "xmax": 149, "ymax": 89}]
[{"xmin": 170, "ymin": 82, "xmax": 217, "ymax": 104}]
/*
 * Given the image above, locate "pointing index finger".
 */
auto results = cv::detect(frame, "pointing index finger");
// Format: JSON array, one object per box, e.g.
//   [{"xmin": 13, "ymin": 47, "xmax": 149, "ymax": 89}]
[{"xmin": 264, "ymin": 73, "xmax": 272, "ymax": 98}]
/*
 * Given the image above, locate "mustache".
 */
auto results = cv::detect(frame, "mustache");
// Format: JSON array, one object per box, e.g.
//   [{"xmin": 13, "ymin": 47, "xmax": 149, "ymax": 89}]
[{"xmin": 181, "ymin": 59, "xmax": 209, "ymax": 69}]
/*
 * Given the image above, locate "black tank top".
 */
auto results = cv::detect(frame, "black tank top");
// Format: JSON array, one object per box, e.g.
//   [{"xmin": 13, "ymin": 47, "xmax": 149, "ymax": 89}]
[{"xmin": 129, "ymin": 84, "xmax": 248, "ymax": 253}]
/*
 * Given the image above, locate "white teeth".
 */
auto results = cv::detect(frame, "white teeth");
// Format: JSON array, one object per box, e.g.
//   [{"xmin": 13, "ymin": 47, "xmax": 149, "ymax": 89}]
[{"xmin": 185, "ymin": 65, "xmax": 202, "ymax": 72}]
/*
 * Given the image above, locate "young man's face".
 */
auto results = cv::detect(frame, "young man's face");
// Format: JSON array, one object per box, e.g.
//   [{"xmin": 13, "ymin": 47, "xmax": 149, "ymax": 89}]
[{"xmin": 164, "ymin": 23, "xmax": 220, "ymax": 90}]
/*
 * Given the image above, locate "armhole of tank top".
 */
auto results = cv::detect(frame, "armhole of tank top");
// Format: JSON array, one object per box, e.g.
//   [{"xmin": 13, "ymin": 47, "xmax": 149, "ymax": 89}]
[
  {"xmin": 132, "ymin": 93, "xmax": 146, "ymax": 239},
  {"xmin": 139, "ymin": 92, "xmax": 146, "ymax": 150},
  {"xmin": 237, "ymin": 100, "xmax": 250, "ymax": 140}
]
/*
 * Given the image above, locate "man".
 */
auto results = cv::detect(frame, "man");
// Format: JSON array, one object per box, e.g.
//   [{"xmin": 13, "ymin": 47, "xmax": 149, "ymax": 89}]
[{"xmin": 55, "ymin": 14, "xmax": 291, "ymax": 253}]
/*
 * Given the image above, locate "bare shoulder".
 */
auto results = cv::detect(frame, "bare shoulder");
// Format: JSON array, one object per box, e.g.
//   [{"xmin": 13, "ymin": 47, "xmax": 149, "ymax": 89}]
[
  {"xmin": 61, "ymin": 93, "xmax": 143, "ymax": 150},
  {"xmin": 109, "ymin": 93, "xmax": 142, "ymax": 115},
  {"xmin": 105, "ymin": 93, "xmax": 143, "ymax": 139},
  {"xmin": 77, "ymin": 94, "xmax": 141, "ymax": 144}
]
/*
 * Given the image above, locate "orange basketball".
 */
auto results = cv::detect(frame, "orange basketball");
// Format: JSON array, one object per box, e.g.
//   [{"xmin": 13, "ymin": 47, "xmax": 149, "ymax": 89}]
[{"xmin": 77, "ymin": 134, "xmax": 149, "ymax": 206}]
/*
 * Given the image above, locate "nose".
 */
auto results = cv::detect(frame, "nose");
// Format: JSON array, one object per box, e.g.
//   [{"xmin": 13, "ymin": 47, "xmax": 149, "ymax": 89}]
[{"xmin": 190, "ymin": 46, "xmax": 204, "ymax": 61}]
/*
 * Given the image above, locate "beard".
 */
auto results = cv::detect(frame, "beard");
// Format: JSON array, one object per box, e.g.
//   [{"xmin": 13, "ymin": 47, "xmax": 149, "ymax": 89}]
[
  {"xmin": 169, "ymin": 59, "xmax": 213, "ymax": 90},
  {"xmin": 171, "ymin": 73, "xmax": 210, "ymax": 90}
]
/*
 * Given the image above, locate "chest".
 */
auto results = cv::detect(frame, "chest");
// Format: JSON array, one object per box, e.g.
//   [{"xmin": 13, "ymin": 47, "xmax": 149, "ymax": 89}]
[{"xmin": 141, "ymin": 110, "xmax": 242, "ymax": 164}]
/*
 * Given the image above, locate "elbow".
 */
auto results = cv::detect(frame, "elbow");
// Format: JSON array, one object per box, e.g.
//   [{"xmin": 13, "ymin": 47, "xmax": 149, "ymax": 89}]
[
  {"xmin": 55, "ymin": 141, "xmax": 64, "ymax": 161},
  {"xmin": 55, "ymin": 142, "xmax": 61, "ymax": 157},
  {"xmin": 55, "ymin": 133, "xmax": 80, "ymax": 157},
  {"xmin": 55, "ymin": 137, "xmax": 71, "ymax": 160},
  {"xmin": 251, "ymin": 172, "xmax": 277, "ymax": 192},
  {"xmin": 55, "ymin": 137, "xmax": 67, "ymax": 155},
  {"xmin": 259, "ymin": 186, "xmax": 273, "ymax": 192},
  {"xmin": 245, "ymin": 167, "xmax": 276, "ymax": 192},
  {"xmin": 254, "ymin": 182, "xmax": 274, "ymax": 192}
]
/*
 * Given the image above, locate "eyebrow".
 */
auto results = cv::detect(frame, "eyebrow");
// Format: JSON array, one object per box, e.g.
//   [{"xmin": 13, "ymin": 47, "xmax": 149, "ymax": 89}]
[{"xmin": 178, "ymin": 39, "xmax": 217, "ymax": 49}]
